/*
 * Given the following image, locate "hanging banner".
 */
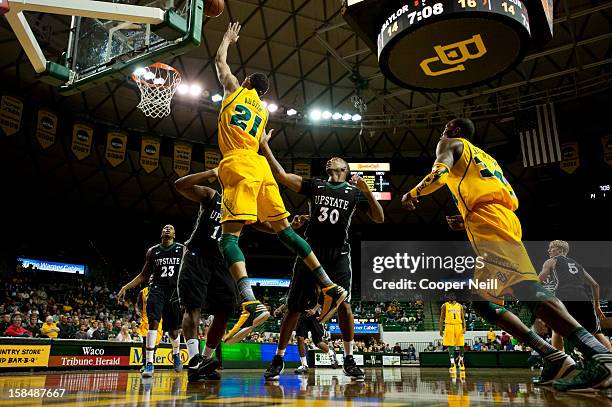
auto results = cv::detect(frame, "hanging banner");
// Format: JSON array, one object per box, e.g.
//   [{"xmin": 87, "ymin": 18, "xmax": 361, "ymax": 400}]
[
  {"xmin": 140, "ymin": 136, "xmax": 161, "ymax": 174},
  {"xmin": 71, "ymin": 122, "xmax": 94, "ymax": 160},
  {"xmin": 602, "ymin": 135, "xmax": 612, "ymax": 167},
  {"xmin": 105, "ymin": 131, "xmax": 128, "ymax": 167},
  {"xmin": 173, "ymin": 142, "xmax": 192, "ymax": 177},
  {"xmin": 0, "ymin": 95, "xmax": 24, "ymax": 136},
  {"xmin": 294, "ymin": 161, "xmax": 311, "ymax": 178},
  {"xmin": 36, "ymin": 109, "xmax": 58, "ymax": 149},
  {"xmin": 560, "ymin": 142, "xmax": 579, "ymax": 174},
  {"xmin": 204, "ymin": 149, "xmax": 221, "ymax": 170}
]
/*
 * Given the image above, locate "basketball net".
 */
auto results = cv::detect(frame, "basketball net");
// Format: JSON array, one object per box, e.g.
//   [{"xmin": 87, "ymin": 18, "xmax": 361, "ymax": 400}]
[{"xmin": 132, "ymin": 62, "xmax": 181, "ymax": 118}]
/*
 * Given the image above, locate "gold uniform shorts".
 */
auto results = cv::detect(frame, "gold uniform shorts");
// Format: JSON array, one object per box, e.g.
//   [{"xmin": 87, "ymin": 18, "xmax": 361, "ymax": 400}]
[
  {"xmin": 464, "ymin": 202, "xmax": 539, "ymax": 304},
  {"xmin": 443, "ymin": 323, "xmax": 465, "ymax": 347},
  {"xmin": 218, "ymin": 150, "xmax": 290, "ymax": 224}
]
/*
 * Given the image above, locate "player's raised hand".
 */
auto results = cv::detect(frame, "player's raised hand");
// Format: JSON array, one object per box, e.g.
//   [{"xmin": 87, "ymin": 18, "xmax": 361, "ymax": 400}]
[
  {"xmin": 116, "ymin": 287, "xmax": 127, "ymax": 304},
  {"xmin": 350, "ymin": 174, "xmax": 370, "ymax": 192},
  {"xmin": 291, "ymin": 214, "xmax": 310, "ymax": 230},
  {"xmin": 401, "ymin": 192, "xmax": 418, "ymax": 210},
  {"xmin": 446, "ymin": 215, "xmax": 465, "ymax": 231},
  {"xmin": 260, "ymin": 128, "xmax": 273, "ymax": 147},
  {"xmin": 224, "ymin": 22, "xmax": 241, "ymax": 43}
]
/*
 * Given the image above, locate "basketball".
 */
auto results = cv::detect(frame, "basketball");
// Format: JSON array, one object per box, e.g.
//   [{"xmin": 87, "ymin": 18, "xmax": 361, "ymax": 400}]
[{"xmin": 204, "ymin": 0, "xmax": 224, "ymax": 18}]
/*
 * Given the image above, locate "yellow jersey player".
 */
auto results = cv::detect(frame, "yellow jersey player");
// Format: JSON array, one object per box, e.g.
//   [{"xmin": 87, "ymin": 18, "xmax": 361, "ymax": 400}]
[
  {"xmin": 440, "ymin": 298, "xmax": 466, "ymax": 372},
  {"xmin": 402, "ymin": 118, "xmax": 611, "ymax": 391},
  {"xmin": 136, "ymin": 287, "xmax": 163, "ymax": 372},
  {"xmin": 214, "ymin": 22, "xmax": 346, "ymax": 344}
]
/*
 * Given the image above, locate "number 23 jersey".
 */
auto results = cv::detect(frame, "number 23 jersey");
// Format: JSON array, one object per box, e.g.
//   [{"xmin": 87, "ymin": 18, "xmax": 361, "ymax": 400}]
[
  {"xmin": 148, "ymin": 242, "xmax": 185, "ymax": 288},
  {"xmin": 300, "ymin": 179, "xmax": 369, "ymax": 251}
]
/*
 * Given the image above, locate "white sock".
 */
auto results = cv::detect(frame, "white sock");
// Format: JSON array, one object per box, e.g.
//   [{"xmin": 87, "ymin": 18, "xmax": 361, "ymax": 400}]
[
  {"xmin": 276, "ymin": 348, "xmax": 286, "ymax": 357},
  {"xmin": 343, "ymin": 340, "xmax": 354, "ymax": 356},
  {"xmin": 146, "ymin": 330, "xmax": 157, "ymax": 364},
  {"xmin": 300, "ymin": 356, "xmax": 308, "ymax": 366},
  {"xmin": 450, "ymin": 358, "xmax": 456, "ymax": 365},
  {"xmin": 203, "ymin": 346, "xmax": 215, "ymax": 359},
  {"xmin": 170, "ymin": 333, "xmax": 180, "ymax": 355},
  {"xmin": 186, "ymin": 339, "xmax": 199, "ymax": 361}
]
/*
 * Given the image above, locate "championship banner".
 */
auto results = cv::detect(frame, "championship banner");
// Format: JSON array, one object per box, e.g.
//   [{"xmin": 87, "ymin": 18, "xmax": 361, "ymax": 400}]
[
  {"xmin": 71, "ymin": 122, "xmax": 94, "ymax": 160},
  {"xmin": 129, "ymin": 347, "xmax": 188, "ymax": 366},
  {"xmin": 560, "ymin": 142, "xmax": 580, "ymax": 174},
  {"xmin": 140, "ymin": 136, "xmax": 161, "ymax": 174},
  {"xmin": 173, "ymin": 142, "xmax": 192, "ymax": 177},
  {"xmin": 0, "ymin": 95, "xmax": 24, "ymax": 136},
  {"xmin": 294, "ymin": 161, "xmax": 311, "ymax": 178},
  {"xmin": 204, "ymin": 149, "xmax": 221, "ymax": 170},
  {"xmin": 105, "ymin": 131, "xmax": 128, "ymax": 167},
  {"xmin": 0, "ymin": 344, "xmax": 51, "ymax": 368},
  {"xmin": 603, "ymin": 135, "xmax": 612, "ymax": 166},
  {"xmin": 36, "ymin": 109, "xmax": 58, "ymax": 149}
]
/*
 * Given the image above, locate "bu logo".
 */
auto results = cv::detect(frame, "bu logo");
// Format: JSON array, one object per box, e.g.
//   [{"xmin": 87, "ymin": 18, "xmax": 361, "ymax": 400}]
[{"xmin": 420, "ymin": 34, "xmax": 487, "ymax": 77}]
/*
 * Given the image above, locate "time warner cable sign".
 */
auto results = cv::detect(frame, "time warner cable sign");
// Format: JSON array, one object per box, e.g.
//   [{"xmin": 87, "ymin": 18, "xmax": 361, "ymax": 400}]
[
  {"xmin": 360, "ymin": 241, "xmax": 612, "ymax": 302},
  {"xmin": 17, "ymin": 258, "xmax": 86, "ymax": 275}
]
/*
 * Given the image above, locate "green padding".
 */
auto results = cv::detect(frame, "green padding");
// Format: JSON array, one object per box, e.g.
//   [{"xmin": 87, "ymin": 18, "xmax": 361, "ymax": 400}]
[
  {"xmin": 152, "ymin": 9, "xmax": 188, "ymax": 40},
  {"xmin": 277, "ymin": 227, "xmax": 312, "ymax": 258},
  {"xmin": 38, "ymin": 62, "xmax": 71, "ymax": 86},
  {"xmin": 219, "ymin": 234, "xmax": 245, "ymax": 267}
]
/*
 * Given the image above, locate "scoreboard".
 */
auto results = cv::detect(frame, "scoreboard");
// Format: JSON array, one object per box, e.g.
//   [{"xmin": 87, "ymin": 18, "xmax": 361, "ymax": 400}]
[{"xmin": 349, "ymin": 162, "xmax": 392, "ymax": 200}]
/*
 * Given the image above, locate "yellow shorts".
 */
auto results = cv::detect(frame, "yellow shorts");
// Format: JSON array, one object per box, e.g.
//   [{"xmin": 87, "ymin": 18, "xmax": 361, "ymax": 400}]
[
  {"xmin": 443, "ymin": 324, "xmax": 465, "ymax": 347},
  {"xmin": 465, "ymin": 202, "xmax": 538, "ymax": 304},
  {"xmin": 219, "ymin": 150, "xmax": 290, "ymax": 224},
  {"xmin": 138, "ymin": 318, "xmax": 163, "ymax": 345}
]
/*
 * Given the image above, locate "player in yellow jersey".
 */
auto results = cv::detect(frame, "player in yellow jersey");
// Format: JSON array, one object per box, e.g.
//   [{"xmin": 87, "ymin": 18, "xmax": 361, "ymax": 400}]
[
  {"xmin": 440, "ymin": 297, "xmax": 466, "ymax": 372},
  {"xmin": 214, "ymin": 22, "xmax": 347, "ymax": 344},
  {"xmin": 402, "ymin": 118, "xmax": 611, "ymax": 391},
  {"xmin": 136, "ymin": 287, "xmax": 163, "ymax": 373}
]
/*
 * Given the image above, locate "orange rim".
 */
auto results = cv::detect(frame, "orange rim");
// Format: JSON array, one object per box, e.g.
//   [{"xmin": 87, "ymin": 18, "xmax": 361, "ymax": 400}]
[{"xmin": 131, "ymin": 62, "xmax": 181, "ymax": 89}]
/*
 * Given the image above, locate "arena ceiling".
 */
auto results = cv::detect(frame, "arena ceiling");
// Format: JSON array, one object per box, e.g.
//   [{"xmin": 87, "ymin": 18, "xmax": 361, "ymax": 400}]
[{"xmin": 1, "ymin": 0, "xmax": 611, "ymax": 224}]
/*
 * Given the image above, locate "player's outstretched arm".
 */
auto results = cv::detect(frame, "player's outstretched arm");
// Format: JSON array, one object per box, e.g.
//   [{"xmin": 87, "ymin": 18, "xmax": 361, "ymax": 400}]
[
  {"xmin": 117, "ymin": 248, "xmax": 154, "ymax": 303},
  {"xmin": 538, "ymin": 258, "xmax": 556, "ymax": 283},
  {"xmin": 175, "ymin": 168, "xmax": 218, "ymax": 203},
  {"xmin": 402, "ymin": 138, "xmax": 455, "ymax": 210},
  {"xmin": 439, "ymin": 304, "xmax": 446, "ymax": 337},
  {"xmin": 350, "ymin": 174, "xmax": 384, "ymax": 223},
  {"xmin": 215, "ymin": 22, "xmax": 241, "ymax": 96},
  {"xmin": 583, "ymin": 269, "xmax": 605, "ymax": 320},
  {"xmin": 259, "ymin": 128, "xmax": 303, "ymax": 192}
]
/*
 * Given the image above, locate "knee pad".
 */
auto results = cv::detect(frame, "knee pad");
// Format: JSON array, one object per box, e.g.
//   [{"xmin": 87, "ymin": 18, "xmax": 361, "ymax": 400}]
[
  {"xmin": 472, "ymin": 301, "xmax": 507, "ymax": 323},
  {"xmin": 218, "ymin": 234, "xmax": 245, "ymax": 267},
  {"xmin": 277, "ymin": 227, "xmax": 312, "ymax": 258}
]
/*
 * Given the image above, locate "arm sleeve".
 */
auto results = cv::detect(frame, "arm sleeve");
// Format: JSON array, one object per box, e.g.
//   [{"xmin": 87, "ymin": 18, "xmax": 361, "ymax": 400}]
[{"xmin": 299, "ymin": 178, "xmax": 314, "ymax": 196}]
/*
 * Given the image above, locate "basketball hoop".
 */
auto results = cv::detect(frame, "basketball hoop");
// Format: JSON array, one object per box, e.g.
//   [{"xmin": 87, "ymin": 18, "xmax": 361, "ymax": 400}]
[{"xmin": 132, "ymin": 62, "xmax": 181, "ymax": 118}]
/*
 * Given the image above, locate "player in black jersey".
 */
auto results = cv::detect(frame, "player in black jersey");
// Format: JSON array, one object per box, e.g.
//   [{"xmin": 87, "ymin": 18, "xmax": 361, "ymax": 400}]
[
  {"xmin": 117, "ymin": 225, "xmax": 184, "ymax": 377},
  {"xmin": 260, "ymin": 133, "xmax": 384, "ymax": 381},
  {"xmin": 539, "ymin": 240, "xmax": 611, "ymax": 352},
  {"xmin": 175, "ymin": 168, "xmax": 238, "ymax": 382}
]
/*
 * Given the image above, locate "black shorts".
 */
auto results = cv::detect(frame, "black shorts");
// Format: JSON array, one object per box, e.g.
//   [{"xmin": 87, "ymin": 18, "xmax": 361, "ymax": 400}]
[
  {"xmin": 563, "ymin": 301, "xmax": 601, "ymax": 334},
  {"xmin": 287, "ymin": 247, "xmax": 352, "ymax": 312},
  {"xmin": 177, "ymin": 248, "xmax": 238, "ymax": 313},
  {"xmin": 146, "ymin": 285, "xmax": 181, "ymax": 331},
  {"xmin": 295, "ymin": 314, "xmax": 325, "ymax": 344}
]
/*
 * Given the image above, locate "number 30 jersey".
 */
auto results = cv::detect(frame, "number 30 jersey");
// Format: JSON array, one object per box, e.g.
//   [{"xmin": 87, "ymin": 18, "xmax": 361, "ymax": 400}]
[
  {"xmin": 148, "ymin": 242, "xmax": 185, "ymax": 288},
  {"xmin": 300, "ymin": 179, "xmax": 370, "ymax": 252},
  {"xmin": 218, "ymin": 86, "xmax": 269, "ymax": 155},
  {"xmin": 446, "ymin": 138, "xmax": 518, "ymax": 218}
]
